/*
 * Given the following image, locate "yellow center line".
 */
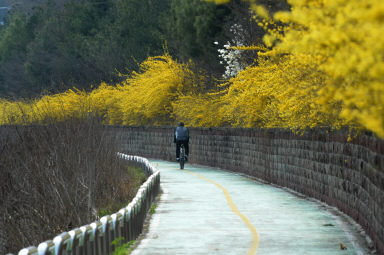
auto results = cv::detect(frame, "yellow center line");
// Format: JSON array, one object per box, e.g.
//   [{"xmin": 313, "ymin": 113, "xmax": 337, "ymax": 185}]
[{"xmin": 183, "ymin": 168, "xmax": 260, "ymax": 255}]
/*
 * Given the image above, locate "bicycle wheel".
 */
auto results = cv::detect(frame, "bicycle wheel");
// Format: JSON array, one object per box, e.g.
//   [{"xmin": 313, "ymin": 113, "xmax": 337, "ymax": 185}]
[{"xmin": 180, "ymin": 146, "xmax": 185, "ymax": 169}]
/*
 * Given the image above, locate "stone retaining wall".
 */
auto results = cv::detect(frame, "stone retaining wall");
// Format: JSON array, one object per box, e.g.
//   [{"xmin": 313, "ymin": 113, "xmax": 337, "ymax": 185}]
[{"xmin": 112, "ymin": 126, "xmax": 384, "ymax": 254}]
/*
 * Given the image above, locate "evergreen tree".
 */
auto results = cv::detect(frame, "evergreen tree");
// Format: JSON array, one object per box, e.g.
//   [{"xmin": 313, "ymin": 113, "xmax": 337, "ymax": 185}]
[
  {"xmin": 166, "ymin": 0, "xmax": 232, "ymax": 75},
  {"xmin": 0, "ymin": 9, "xmax": 44, "ymax": 96}
]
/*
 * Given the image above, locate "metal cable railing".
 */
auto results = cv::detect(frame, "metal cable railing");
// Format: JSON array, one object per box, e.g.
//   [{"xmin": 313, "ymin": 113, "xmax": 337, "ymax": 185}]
[{"xmin": 10, "ymin": 154, "xmax": 160, "ymax": 255}]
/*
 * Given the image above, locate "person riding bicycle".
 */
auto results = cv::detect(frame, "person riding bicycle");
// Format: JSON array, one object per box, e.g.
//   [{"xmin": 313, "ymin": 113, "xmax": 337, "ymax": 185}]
[{"xmin": 174, "ymin": 122, "xmax": 189, "ymax": 162}]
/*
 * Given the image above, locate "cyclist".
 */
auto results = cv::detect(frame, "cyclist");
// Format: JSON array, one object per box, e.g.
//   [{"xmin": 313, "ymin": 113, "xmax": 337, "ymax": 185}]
[{"xmin": 174, "ymin": 122, "xmax": 189, "ymax": 162}]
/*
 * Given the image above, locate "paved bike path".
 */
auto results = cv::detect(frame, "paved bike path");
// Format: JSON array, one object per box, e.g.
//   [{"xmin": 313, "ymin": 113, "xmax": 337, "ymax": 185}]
[{"xmin": 131, "ymin": 160, "xmax": 370, "ymax": 255}]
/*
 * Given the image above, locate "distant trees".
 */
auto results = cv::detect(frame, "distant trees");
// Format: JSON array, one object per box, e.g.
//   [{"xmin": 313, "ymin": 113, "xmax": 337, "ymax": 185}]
[
  {"xmin": 0, "ymin": 0, "xmax": 168, "ymax": 97},
  {"xmin": 24, "ymin": 0, "xmax": 116, "ymax": 93},
  {"xmin": 0, "ymin": 0, "xmax": 291, "ymax": 100},
  {"xmin": 0, "ymin": 12, "xmax": 39, "ymax": 96},
  {"xmin": 166, "ymin": 0, "xmax": 231, "ymax": 75},
  {"xmin": 0, "ymin": 0, "xmax": 243, "ymax": 98}
]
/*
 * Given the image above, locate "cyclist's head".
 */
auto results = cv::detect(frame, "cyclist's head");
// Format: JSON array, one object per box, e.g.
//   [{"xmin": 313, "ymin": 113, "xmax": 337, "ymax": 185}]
[{"xmin": 179, "ymin": 122, "xmax": 184, "ymax": 126}]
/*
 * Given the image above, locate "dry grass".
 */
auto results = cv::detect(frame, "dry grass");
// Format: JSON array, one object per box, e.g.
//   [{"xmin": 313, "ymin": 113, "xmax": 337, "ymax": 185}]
[{"xmin": 0, "ymin": 118, "xmax": 143, "ymax": 254}]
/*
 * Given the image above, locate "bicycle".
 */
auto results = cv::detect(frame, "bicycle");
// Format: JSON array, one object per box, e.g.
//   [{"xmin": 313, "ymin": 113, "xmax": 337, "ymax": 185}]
[{"xmin": 179, "ymin": 144, "xmax": 186, "ymax": 169}]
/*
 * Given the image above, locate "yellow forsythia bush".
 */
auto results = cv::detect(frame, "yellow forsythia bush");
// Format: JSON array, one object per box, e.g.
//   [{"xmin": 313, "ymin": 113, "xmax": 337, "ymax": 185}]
[
  {"xmin": 116, "ymin": 55, "xmax": 196, "ymax": 126},
  {"xmin": 173, "ymin": 92, "xmax": 227, "ymax": 127},
  {"xmin": 173, "ymin": 53, "xmax": 345, "ymax": 131},
  {"xmin": 203, "ymin": 0, "xmax": 384, "ymax": 136},
  {"xmin": 1, "ymin": 0, "xmax": 384, "ymax": 137},
  {"xmin": 0, "ymin": 89, "xmax": 90, "ymax": 124},
  {"xmin": 0, "ymin": 54, "xmax": 197, "ymax": 126},
  {"xmin": 217, "ymin": 54, "xmax": 344, "ymax": 130},
  {"xmin": 269, "ymin": 0, "xmax": 384, "ymax": 136}
]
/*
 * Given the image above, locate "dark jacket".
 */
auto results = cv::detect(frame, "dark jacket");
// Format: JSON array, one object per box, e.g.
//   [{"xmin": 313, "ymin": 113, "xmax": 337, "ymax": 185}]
[{"xmin": 174, "ymin": 126, "xmax": 189, "ymax": 142}]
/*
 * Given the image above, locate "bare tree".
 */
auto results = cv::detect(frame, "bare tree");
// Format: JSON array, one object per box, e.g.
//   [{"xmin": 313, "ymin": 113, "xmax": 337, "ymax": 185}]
[{"xmin": 0, "ymin": 118, "xmax": 144, "ymax": 254}]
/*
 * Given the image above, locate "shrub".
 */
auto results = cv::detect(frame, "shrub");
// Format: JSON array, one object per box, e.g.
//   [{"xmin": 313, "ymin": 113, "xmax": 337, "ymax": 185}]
[{"xmin": 0, "ymin": 118, "xmax": 143, "ymax": 254}]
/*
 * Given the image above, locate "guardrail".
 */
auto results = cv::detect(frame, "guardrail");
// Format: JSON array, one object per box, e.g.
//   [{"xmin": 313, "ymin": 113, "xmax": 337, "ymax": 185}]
[{"xmin": 10, "ymin": 154, "xmax": 160, "ymax": 255}]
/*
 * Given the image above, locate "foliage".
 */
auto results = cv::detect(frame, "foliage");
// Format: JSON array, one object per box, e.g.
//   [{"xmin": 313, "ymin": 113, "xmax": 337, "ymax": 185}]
[
  {"xmin": 201, "ymin": 0, "xmax": 384, "ymax": 136},
  {"xmin": 183, "ymin": 0, "xmax": 384, "ymax": 136},
  {"xmin": 149, "ymin": 203, "xmax": 158, "ymax": 215},
  {"xmin": 0, "ymin": 54, "xmax": 198, "ymax": 126},
  {"xmin": 117, "ymin": 54, "xmax": 196, "ymax": 125},
  {"xmin": 81, "ymin": 0, "xmax": 170, "ymax": 80},
  {"xmin": 268, "ymin": 0, "xmax": 384, "ymax": 136},
  {"xmin": 23, "ymin": 0, "xmax": 116, "ymax": 92},
  {"xmin": 1, "ymin": 0, "xmax": 384, "ymax": 137},
  {"xmin": 0, "ymin": 0, "xmax": 234, "ymax": 97},
  {"xmin": 172, "ymin": 92, "xmax": 226, "ymax": 127},
  {"xmin": 219, "ymin": 54, "xmax": 343, "ymax": 129},
  {"xmin": 0, "ymin": 14, "xmax": 31, "ymax": 62},
  {"xmin": 112, "ymin": 237, "xmax": 136, "ymax": 255},
  {"xmin": 166, "ymin": 0, "xmax": 231, "ymax": 74},
  {"xmin": 0, "ymin": 0, "xmax": 171, "ymax": 97},
  {"xmin": 0, "ymin": 11, "xmax": 42, "ymax": 96},
  {"xmin": 216, "ymin": 24, "xmax": 249, "ymax": 78}
]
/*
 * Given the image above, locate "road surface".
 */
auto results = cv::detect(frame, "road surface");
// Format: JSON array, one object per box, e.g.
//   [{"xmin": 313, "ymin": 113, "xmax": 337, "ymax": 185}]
[{"xmin": 131, "ymin": 160, "xmax": 371, "ymax": 255}]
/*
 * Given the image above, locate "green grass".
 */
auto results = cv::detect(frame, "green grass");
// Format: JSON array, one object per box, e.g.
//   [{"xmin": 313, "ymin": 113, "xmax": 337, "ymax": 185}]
[
  {"xmin": 149, "ymin": 203, "xmax": 158, "ymax": 215},
  {"xmin": 112, "ymin": 237, "xmax": 136, "ymax": 255}
]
